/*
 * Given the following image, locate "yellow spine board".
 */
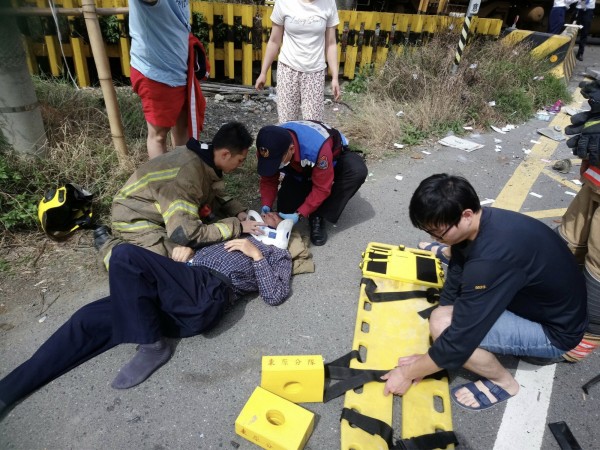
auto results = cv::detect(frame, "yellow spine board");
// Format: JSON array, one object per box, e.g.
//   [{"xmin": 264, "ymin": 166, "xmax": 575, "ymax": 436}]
[{"xmin": 341, "ymin": 243, "xmax": 453, "ymax": 450}]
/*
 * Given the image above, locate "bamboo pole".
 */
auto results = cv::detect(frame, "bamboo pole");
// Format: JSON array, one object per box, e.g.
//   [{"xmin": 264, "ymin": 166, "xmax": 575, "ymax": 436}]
[{"xmin": 80, "ymin": 0, "xmax": 128, "ymax": 162}]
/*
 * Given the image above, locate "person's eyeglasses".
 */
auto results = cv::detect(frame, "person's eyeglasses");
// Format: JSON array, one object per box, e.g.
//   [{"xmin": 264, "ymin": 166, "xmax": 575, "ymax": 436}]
[{"xmin": 421, "ymin": 222, "xmax": 456, "ymax": 241}]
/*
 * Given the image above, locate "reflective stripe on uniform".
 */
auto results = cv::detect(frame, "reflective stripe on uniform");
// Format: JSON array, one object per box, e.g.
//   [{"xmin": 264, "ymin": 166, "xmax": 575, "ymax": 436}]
[
  {"xmin": 584, "ymin": 166, "xmax": 600, "ymax": 187},
  {"xmin": 103, "ymin": 248, "xmax": 112, "ymax": 270},
  {"xmin": 214, "ymin": 222, "xmax": 232, "ymax": 240},
  {"xmin": 115, "ymin": 168, "xmax": 180, "ymax": 200},
  {"xmin": 163, "ymin": 199, "xmax": 200, "ymax": 225},
  {"xmin": 112, "ymin": 220, "xmax": 164, "ymax": 232}
]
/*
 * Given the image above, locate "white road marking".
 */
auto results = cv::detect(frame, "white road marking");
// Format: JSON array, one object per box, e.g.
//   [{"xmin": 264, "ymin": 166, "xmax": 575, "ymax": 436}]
[{"xmin": 493, "ymin": 362, "xmax": 556, "ymax": 449}]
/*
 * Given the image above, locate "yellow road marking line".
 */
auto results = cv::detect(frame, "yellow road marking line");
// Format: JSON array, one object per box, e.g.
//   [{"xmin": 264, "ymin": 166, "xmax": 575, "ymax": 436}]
[
  {"xmin": 494, "ymin": 140, "xmax": 561, "ymax": 211},
  {"xmin": 523, "ymin": 208, "xmax": 568, "ymax": 219},
  {"xmin": 540, "ymin": 168, "xmax": 582, "ymax": 191},
  {"xmin": 494, "ymin": 90, "xmax": 584, "ymax": 212}
]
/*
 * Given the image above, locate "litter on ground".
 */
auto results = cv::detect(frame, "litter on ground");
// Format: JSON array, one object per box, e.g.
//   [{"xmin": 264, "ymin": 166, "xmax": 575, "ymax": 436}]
[
  {"xmin": 480, "ymin": 198, "xmax": 495, "ymax": 205},
  {"xmin": 393, "ymin": 143, "xmax": 404, "ymax": 149},
  {"xmin": 537, "ymin": 127, "xmax": 566, "ymax": 141},
  {"xmin": 563, "ymin": 107, "xmax": 586, "ymax": 116},
  {"xmin": 438, "ymin": 136, "xmax": 484, "ymax": 152},
  {"xmin": 552, "ymin": 159, "xmax": 572, "ymax": 173},
  {"xmin": 573, "ymin": 179, "xmax": 583, "ymax": 185},
  {"xmin": 395, "ymin": 175, "xmax": 403, "ymax": 181},
  {"xmin": 530, "ymin": 192, "xmax": 543, "ymax": 198},
  {"xmin": 565, "ymin": 191, "xmax": 577, "ymax": 196},
  {"xmin": 422, "ymin": 150, "xmax": 431, "ymax": 155},
  {"xmin": 530, "ymin": 140, "xmax": 541, "ymax": 144}
]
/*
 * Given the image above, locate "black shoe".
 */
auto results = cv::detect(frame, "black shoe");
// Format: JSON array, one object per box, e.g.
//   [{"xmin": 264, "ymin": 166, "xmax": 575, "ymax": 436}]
[
  {"xmin": 576, "ymin": 54, "xmax": 584, "ymax": 62},
  {"xmin": 521, "ymin": 355, "xmax": 566, "ymax": 366},
  {"xmin": 93, "ymin": 225, "xmax": 111, "ymax": 251},
  {"xmin": 309, "ymin": 215, "xmax": 327, "ymax": 246}
]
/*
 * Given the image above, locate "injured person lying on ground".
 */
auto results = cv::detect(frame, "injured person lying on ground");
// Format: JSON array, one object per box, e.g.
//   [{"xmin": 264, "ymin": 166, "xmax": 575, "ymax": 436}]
[{"xmin": 0, "ymin": 212, "xmax": 300, "ymax": 418}]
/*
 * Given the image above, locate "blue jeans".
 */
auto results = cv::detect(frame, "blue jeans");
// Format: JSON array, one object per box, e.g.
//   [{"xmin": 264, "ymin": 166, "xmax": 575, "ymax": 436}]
[{"xmin": 479, "ymin": 310, "xmax": 566, "ymax": 358}]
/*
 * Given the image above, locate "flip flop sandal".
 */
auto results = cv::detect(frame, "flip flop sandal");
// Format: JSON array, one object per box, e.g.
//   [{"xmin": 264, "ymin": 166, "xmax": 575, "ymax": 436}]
[{"xmin": 451, "ymin": 378, "xmax": 514, "ymax": 411}]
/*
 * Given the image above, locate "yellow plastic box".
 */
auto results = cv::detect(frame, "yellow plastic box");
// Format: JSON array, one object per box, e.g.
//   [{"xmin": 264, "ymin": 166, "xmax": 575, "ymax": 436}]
[
  {"xmin": 235, "ymin": 386, "xmax": 315, "ymax": 450},
  {"xmin": 261, "ymin": 355, "xmax": 324, "ymax": 403}
]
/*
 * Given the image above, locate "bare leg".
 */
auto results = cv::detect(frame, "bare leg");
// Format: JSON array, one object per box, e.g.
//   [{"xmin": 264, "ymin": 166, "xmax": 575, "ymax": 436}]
[
  {"xmin": 171, "ymin": 107, "xmax": 188, "ymax": 147},
  {"xmin": 147, "ymin": 122, "xmax": 170, "ymax": 159},
  {"xmin": 430, "ymin": 306, "xmax": 519, "ymax": 408},
  {"xmin": 454, "ymin": 349, "xmax": 520, "ymax": 408}
]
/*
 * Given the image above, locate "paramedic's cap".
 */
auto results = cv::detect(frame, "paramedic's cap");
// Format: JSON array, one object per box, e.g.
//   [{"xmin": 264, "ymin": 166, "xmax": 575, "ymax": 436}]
[{"xmin": 256, "ymin": 125, "xmax": 292, "ymax": 176}]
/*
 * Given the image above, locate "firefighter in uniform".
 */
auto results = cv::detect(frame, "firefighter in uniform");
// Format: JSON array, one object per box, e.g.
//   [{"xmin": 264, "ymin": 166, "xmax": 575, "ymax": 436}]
[
  {"xmin": 255, "ymin": 121, "xmax": 368, "ymax": 246},
  {"xmin": 97, "ymin": 122, "xmax": 262, "ymax": 268},
  {"xmin": 558, "ymin": 80, "xmax": 600, "ymax": 361}
]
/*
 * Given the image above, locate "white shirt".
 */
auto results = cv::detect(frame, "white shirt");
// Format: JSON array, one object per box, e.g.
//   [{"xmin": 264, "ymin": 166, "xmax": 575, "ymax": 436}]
[
  {"xmin": 271, "ymin": 0, "xmax": 340, "ymax": 73},
  {"xmin": 576, "ymin": 0, "xmax": 595, "ymax": 9},
  {"xmin": 553, "ymin": 0, "xmax": 578, "ymax": 7}
]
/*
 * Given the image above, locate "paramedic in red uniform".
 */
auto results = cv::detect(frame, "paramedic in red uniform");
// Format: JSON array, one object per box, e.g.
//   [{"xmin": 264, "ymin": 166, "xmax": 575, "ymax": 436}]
[{"xmin": 256, "ymin": 121, "xmax": 368, "ymax": 246}]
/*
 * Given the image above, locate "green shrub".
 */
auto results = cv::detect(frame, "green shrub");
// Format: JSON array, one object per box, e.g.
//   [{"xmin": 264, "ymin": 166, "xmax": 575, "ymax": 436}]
[
  {"xmin": 345, "ymin": 65, "xmax": 374, "ymax": 94},
  {"xmin": 0, "ymin": 157, "xmax": 42, "ymax": 231}
]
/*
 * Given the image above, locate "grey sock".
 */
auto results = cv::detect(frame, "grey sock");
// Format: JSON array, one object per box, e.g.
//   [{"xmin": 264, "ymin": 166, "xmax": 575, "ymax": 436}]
[{"xmin": 111, "ymin": 339, "xmax": 172, "ymax": 390}]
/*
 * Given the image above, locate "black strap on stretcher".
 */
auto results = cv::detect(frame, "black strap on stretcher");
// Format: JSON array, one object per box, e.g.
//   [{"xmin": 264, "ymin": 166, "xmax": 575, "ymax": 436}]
[
  {"xmin": 324, "ymin": 352, "xmax": 449, "ymax": 403},
  {"xmin": 340, "ymin": 408, "xmax": 459, "ymax": 450},
  {"xmin": 361, "ymin": 278, "xmax": 441, "ymax": 304},
  {"xmin": 321, "ymin": 279, "xmax": 442, "ymax": 402},
  {"xmin": 324, "ymin": 350, "xmax": 390, "ymax": 402},
  {"xmin": 582, "ymin": 373, "xmax": 600, "ymax": 394}
]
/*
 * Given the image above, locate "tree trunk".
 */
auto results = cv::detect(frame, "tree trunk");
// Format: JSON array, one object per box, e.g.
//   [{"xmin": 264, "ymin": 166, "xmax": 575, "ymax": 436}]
[{"xmin": 0, "ymin": 15, "xmax": 47, "ymax": 156}]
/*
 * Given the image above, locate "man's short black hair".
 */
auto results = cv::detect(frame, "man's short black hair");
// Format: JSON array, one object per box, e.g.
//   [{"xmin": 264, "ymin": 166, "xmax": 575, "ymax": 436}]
[
  {"xmin": 212, "ymin": 122, "xmax": 253, "ymax": 155},
  {"xmin": 409, "ymin": 173, "xmax": 481, "ymax": 230}
]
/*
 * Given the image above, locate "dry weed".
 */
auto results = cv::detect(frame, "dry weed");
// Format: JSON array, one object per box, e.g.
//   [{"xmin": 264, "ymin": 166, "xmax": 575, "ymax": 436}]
[
  {"xmin": 341, "ymin": 97, "xmax": 403, "ymax": 150},
  {"xmin": 344, "ymin": 31, "xmax": 570, "ymax": 158}
]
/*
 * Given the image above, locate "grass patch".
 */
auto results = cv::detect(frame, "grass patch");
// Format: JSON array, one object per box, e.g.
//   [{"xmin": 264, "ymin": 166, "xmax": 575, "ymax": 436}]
[
  {"xmin": 0, "ymin": 76, "xmax": 260, "ymax": 239},
  {"xmin": 1, "ymin": 77, "xmax": 147, "ymax": 236},
  {"xmin": 342, "ymin": 32, "xmax": 572, "ymax": 155}
]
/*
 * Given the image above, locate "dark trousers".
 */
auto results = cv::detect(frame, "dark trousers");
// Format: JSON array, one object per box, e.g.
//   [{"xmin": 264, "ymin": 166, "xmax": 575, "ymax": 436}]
[
  {"xmin": 577, "ymin": 9, "xmax": 594, "ymax": 57},
  {"xmin": 277, "ymin": 151, "xmax": 368, "ymax": 223},
  {"xmin": 548, "ymin": 7, "xmax": 566, "ymax": 34},
  {"xmin": 0, "ymin": 245, "xmax": 229, "ymax": 407}
]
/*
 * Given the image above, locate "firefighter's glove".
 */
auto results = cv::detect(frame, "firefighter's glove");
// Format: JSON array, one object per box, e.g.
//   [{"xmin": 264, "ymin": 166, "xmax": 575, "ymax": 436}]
[
  {"xmin": 579, "ymin": 81, "xmax": 600, "ymax": 113},
  {"xmin": 565, "ymin": 112, "xmax": 600, "ymax": 165},
  {"xmin": 581, "ymin": 80, "xmax": 600, "ymax": 101}
]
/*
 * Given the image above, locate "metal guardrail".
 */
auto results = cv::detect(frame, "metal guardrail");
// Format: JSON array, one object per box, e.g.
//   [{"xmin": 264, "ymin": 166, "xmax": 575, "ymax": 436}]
[{"xmin": 7, "ymin": 0, "xmax": 503, "ymax": 87}]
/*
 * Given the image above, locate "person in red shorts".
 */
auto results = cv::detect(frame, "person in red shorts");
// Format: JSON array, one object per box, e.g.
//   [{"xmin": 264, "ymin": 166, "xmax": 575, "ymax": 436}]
[{"xmin": 129, "ymin": 0, "xmax": 190, "ymax": 159}]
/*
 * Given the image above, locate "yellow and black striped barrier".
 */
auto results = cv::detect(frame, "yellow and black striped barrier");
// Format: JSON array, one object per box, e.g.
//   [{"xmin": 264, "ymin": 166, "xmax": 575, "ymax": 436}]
[
  {"xmin": 501, "ymin": 27, "xmax": 579, "ymax": 81},
  {"xmin": 11, "ymin": 0, "xmax": 503, "ymax": 87}
]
